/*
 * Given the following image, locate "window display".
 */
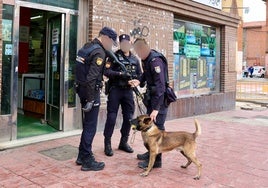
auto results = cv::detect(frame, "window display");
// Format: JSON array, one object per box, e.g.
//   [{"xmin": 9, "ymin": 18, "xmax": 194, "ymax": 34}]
[
  {"xmin": 173, "ymin": 19, "xmax": 220, "ymax": 97},
  {"xmin": 22, "ymin": 74, "xmax": 45, "ymax": 115}
]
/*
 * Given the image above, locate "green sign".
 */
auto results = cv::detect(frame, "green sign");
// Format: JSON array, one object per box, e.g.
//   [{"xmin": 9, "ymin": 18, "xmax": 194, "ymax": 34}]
[{"xmin": 185, "ymin": 44, "xmax": 200, "ymax": 58}]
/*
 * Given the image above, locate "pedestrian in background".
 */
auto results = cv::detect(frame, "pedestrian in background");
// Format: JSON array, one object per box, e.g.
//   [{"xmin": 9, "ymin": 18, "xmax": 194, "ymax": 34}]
[{"xmin": 248, "ymin": 66, "xmax": 254, "ymax": 78}]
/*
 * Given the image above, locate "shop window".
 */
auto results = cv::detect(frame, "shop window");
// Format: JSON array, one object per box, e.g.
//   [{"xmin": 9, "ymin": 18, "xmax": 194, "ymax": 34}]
[
  {"xmin": 1, "ymin": 4, "xmax": 14, "ymax": 115},
  {"xmin": 173, "ymin": 19, "xmax": 220, "ymax": 98},
  {"xmin": 68, "ymin": 15, "xmax": 77, "ymax": 107},
  {"xmin": 21, "ymin": 0, "xmax": 79, "ymax": 10}
]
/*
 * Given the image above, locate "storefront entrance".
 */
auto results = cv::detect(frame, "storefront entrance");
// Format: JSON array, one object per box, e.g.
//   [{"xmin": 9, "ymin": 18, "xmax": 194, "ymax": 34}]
[
  {"xmin": 17, "ymin": 8, "xmax": 65, "ymax": 138},
  {"xmin": 0, "ymin": 0, "xmax": 81, "ymax": 141}
]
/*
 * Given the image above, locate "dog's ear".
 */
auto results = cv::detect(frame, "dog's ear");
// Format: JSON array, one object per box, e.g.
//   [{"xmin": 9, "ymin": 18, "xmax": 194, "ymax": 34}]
[{"xmin": 143, "ymin": 117, "xmax": 152, "ymax": 124}]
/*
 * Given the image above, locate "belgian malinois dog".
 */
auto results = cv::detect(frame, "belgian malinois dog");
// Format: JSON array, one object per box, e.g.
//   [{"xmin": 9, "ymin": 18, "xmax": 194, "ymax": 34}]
[{"xmin": 130, "ymin": 115, "xmax": 202, "ymax": 180}]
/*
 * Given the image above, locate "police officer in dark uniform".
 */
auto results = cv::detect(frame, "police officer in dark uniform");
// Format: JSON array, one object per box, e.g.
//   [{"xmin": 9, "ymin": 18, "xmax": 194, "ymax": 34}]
[
  {"xmin": 103, "ymin": 34, "xmax": 142, "ymax": 156},
  {"xmin": 75, "ymin": 27, "xmax": 117, "ymax": 171},
  {"xmin": 129, "ymin": 37, "xmax": 168, "ymax": 169}
]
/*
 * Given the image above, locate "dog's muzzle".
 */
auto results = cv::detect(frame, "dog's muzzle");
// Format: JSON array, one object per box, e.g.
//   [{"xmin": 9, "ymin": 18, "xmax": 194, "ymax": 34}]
[{"xmin": 129, "ymin": 118, "xmax": 139, "ymax": 130}]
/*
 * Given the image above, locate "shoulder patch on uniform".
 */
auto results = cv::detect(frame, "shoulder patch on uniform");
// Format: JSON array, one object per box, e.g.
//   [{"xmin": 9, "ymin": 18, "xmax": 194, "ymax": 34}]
[
  {"xmin": 155, "ymin": 66, "xmax": 161, "ymax": 73},
  {"xmin": 96, "ymin": 57, "xmax": 103, "ymax": 66},
  {"xmin": 105, "ymin": 62, "xmax": 111, "ymax": 68}
]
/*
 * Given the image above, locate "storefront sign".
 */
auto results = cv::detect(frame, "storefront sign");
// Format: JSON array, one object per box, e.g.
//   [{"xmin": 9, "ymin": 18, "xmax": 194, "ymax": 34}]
[{"xmin": 191, "ymin": 0, "xmax": 222, "ymax": 10}]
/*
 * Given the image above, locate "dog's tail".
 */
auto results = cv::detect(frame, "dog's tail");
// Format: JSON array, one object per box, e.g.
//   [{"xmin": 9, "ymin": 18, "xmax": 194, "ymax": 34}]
[{"xmin": 193, "ymin": 119, "xmax": 201, "ymax": 138}]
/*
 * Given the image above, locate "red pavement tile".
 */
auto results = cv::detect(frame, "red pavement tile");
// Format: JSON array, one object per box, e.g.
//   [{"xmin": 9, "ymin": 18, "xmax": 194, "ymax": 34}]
[
  {"xmin": 0, "ymin": 155, "xmax": 20, "ymax": 167},
  {"xmin": 0, "ymin": 173, "xmax": 36, "ymax": 188},
  {"xmin": 3, "ymin": 162, "xmax": 32, "ymax": 173},
  {"xmin": 30, "ymin": 174, "xmax": 65, "ymax": 187},
  {"xmin": 0, "ymin": 108, "xmax": 267, "ymax": 187},
  {"xmin": 43, "ymin": 165, "xmax": 76, "ymax": 178},
  {"xmin": 45, "ymin": 181, "xmax": 78, "ymax": 188},
  {"xmin": 230, "ymin": 172, "xmax": 265, "ymax": 188},
  {"xmin": 0, "ymin": 167, "xmax": 12, "ymax": 182},
  {"xmin": 14, "ymin": 166, "xmax": 47, "ymax": 179},
  {"xmin": 251, "ymin": 168, "xmax": 268, "ymax": 179}
]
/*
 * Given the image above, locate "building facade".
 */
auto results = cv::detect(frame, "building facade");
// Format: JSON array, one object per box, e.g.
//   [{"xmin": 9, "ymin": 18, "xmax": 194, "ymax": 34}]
[
  {"xmin": 0, "ymin": 0, "xmax": 239, "ymax": 144},
  {"xmin": 243, "ymin": 21, "xmax": 267, "ymax": 67},
  {"xmin": 222, "ymin": 0, "xmax": 245, "ymax": 79}
]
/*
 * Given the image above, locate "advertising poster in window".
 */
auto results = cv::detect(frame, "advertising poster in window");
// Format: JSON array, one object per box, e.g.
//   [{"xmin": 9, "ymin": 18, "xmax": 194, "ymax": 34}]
[
  {"xmin": 173, "ymin": 19, "xmax": 217, "ymax": 96},
  {"xmin": 2, "ymin": 19, "xmax": 12, "ymax": 42},
  {"xmin": 197, "ymin": 57, "xmax": 207, "ymax": 88},
  {"xmin": 173, "ymin": 55, "xmax": 190, "ymax": 94},
  {"xmin": 206, "ymin": 57, "xmax": 216, "ymax": 90}
]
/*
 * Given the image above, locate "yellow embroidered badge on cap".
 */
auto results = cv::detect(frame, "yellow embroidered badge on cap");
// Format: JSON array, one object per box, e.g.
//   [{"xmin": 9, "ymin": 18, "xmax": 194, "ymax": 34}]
[
  {"xmin": 96, "ymin": 57, "xmax": 103, "ymax": 66},
  {"xmin": 105, "ymin": 62, "xmax": 111, "ymax": 68},
  {"xmin": 155, "ymin": 66, "xmax": 161, "ymax": 73}
]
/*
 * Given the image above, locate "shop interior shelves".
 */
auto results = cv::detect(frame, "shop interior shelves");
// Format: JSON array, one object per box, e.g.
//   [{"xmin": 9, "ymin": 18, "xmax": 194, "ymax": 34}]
[{"xmin": 22, "ymin": 74, "xmax": 45, "ymax": 115}]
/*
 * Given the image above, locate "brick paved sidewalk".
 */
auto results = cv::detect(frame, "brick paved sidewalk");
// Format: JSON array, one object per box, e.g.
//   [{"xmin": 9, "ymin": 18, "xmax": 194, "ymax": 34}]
[{"xmin": 0, "ymin": 107, "xmax": 267, "ymax": 188}]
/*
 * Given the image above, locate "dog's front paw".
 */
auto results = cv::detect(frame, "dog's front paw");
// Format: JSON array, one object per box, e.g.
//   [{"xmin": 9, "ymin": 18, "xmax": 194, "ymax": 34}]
[
  {"xmin": 140, "ymin": 171, "xmax": 149, "ymax": 177},
  {"xmin": 193, "ymin": 175, "xmax": 200, "ymax": 180}
]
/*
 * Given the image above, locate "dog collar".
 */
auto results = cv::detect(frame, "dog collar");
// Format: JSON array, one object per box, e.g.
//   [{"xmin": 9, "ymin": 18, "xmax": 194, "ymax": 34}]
[{"xmin": 143, "ymin": 125, "xmax": 153, "ymax": 132}]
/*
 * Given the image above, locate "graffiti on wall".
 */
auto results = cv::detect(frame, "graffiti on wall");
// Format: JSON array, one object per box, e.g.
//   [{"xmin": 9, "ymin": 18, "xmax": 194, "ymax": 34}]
[{"xmin": 130, "ymin": 17, "xmax": 149, "ymax": 38}]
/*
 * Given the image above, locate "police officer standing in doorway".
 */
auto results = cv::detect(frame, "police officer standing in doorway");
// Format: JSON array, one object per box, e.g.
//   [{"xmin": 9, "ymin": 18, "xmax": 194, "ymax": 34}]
[
  {"xmin": 103, "ymin": 34, "xmax": 142, "ymax": 156},
  {"xmin": 129, "ymin": 38, "xmax": 168, "ymax": 169},
  {"xmin": 75, "ymin": 27, "xmax": 117, "ymax": 171}
]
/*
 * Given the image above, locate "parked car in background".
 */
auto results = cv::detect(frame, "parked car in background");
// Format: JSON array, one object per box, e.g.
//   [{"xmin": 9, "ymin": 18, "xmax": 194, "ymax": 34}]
[{"xmin": 252, "ymin": 66, "xmax": 266, "ymax": 78}]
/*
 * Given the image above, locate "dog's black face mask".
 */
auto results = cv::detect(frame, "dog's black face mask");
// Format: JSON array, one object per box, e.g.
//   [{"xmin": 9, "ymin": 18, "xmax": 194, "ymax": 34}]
[
  {"xmin": 130, "ymin": 118, "xmax": 141, "ymax": 131},
  {"xmin": 130, "ymin": 117, "xmax": 152, "ymax": 131}
]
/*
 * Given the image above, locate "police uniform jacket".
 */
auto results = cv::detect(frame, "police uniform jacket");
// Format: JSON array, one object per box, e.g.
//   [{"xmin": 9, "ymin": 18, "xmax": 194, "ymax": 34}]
[
  {"xmin": 104, "ymin": 49, "xmax": 142, "ymax": 87},
  {"xmin": 75, "ymin": 38, "xmax": 106, "ymax": 103},
  {"xmin": 140, "ymin": 50, "xmax": 167, "ymax": 111}
]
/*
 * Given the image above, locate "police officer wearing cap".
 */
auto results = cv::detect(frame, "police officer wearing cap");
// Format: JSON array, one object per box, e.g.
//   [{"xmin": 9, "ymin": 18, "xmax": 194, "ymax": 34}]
[
  {"xmin": 75, "ymin": 27, "xmax": 117, "ymax": 171},
  {"xmin": 129, "ymin": 37, "xmax": 169, "ymax": 169},
  {"xmin": 103, "ymin": 34, "xmax": 142, "ymax": 156}
]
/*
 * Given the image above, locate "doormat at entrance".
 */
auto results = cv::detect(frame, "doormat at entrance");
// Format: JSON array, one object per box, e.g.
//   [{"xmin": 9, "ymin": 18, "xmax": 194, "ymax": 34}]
[{"xmin": 39, "ymin": 145, "xmax": 78, "ymax": 161}]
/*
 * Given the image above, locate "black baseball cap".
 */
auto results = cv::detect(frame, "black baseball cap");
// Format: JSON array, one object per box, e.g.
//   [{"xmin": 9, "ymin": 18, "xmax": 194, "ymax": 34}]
[
  {"xmin": 99, "ymin": 27, "xmax": 117, "ymax": 46},
  {"xmin": 119, "ymin": 34, "xmax": 130, "ymax": 42}
]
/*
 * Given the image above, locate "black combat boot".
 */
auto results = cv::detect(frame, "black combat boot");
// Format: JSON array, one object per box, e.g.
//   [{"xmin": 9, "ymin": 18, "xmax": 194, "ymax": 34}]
[
  {"xmin": 104, "ymin": 137, "xmax": 113, "ymax": 156},
  {"xmin": 137, "ymin": 151, "xmax": 149, "ymax": 160},
  {"xmin": 81, "ymin": 154, "xmax": 105, "ymax": 171},
  {"xmin": 75, "ymin": 152, "xmax": 83, "ymax": 165},
  {"xmin": 118, "ymin": 136, "xmax": 134, "ymax": 153},
  {"xmin": 138, "ymin": 153, "xmax": 162, "ymax": 169}
]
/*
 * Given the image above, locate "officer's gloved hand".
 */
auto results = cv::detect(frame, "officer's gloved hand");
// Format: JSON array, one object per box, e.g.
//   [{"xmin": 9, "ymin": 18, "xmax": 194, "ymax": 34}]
[
  {"xmin": 82, "ymin": 101, "xmax": 94, "ymax": 112},
  {"xmin": 120, "ymin": 72, "xmax": 131, "ymax": 80}
]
